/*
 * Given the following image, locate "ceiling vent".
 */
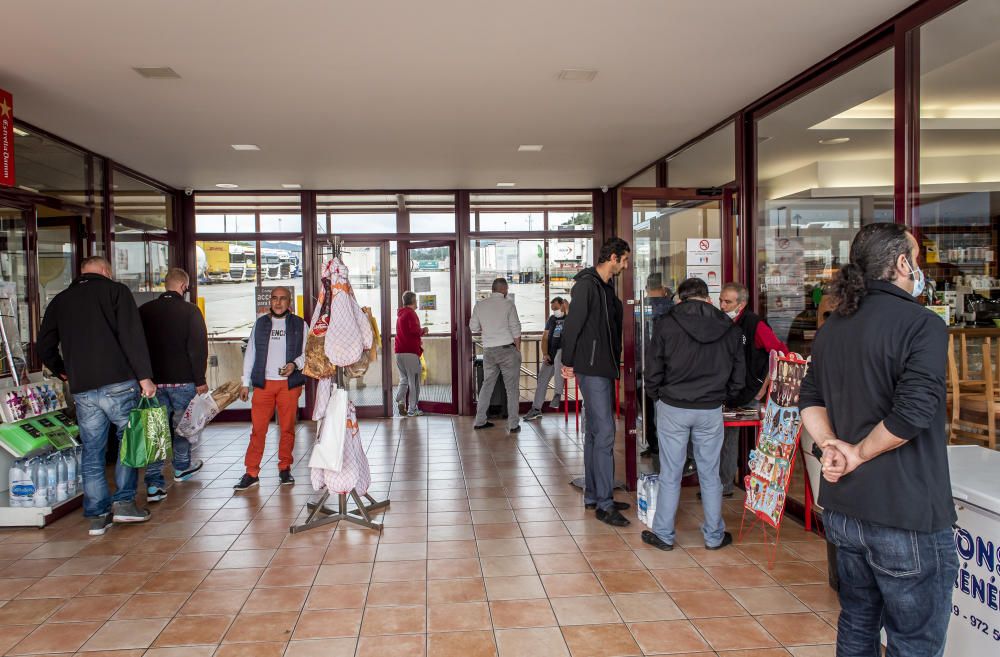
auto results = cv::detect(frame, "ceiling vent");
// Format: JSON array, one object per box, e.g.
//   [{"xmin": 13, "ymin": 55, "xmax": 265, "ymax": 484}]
[
  {"xmin": 557, "ymin": 68, "xmax": 598, "ymax": 82},
  {"xmin": 133, "ymin": 67, "xmax": 181, "ymax": 79}
]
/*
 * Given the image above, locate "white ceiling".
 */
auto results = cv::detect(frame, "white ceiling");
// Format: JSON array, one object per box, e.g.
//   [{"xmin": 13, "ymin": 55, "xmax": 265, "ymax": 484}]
[{"xmin": 1, "ymin": 0, "xmax": 914, "ymax": 191}]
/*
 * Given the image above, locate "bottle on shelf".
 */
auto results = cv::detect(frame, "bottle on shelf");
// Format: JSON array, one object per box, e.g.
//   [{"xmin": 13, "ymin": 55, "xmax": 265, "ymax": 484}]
[
  {"xmin": 30, "ymin": 458, "xmax": 47, "ymax": 508},
  {"xmin": 8, "ymin": 459, "xmax": 35, "ymax": 507},
  {"xmin": 55, "ymin": 453, "xmax": 68, "ymax": 503},
  {"xmin": 45, "ymin": 454, "xmax": 58, "ymax": 506},
  {"xmin": 66, "ymin": 449, "xmax": 78, "ymax": 497}
]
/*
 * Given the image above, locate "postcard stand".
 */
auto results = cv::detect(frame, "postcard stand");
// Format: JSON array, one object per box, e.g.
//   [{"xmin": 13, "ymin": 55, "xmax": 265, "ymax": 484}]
[{"xmin": 737, "ymin": 351, "xmax": 810, "ymax": 569}]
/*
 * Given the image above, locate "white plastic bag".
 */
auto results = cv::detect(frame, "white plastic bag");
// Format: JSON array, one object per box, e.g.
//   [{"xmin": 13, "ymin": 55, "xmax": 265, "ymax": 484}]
[
  {"xmin": 637, "ymin": 473, "xmax": 659, "ymax": 529},
  {"xmin": 175, "ymin": 392, "xmax": 220, "ymax": 438},
  {"xmin": 308, "ymin": 387, "xmax": 349, "ymax": 472}
]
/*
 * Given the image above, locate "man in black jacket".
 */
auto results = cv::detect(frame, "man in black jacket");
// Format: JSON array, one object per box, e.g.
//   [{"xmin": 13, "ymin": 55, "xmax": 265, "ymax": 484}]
[
  {"xmin": 38, "ymin": 256, "xmax": 157, "ymax": 536},
  {"xmin": 801, "ymin": 223, "xmax": 957, "ymax": 656},
  {"xmin": 560, "ymin": 238, "xmax": 631, "ymax": 526},
  {"xmin": 642, "ymin": 278, "xmax": 744, "ymax": 551},
  {"xmin": 140, "ymin": 268, "xmax": 208, "ymax": 503}
]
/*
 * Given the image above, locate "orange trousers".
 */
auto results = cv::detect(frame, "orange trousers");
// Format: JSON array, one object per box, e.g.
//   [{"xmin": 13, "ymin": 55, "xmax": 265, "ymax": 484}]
[{"xmin": 246, "ymin": 380, "xmax": 302, "ymax": 477}]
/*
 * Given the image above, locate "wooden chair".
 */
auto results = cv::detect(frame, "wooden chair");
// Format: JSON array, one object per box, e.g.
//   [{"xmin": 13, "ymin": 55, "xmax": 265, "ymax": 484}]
[
  {"xmin": 954, "ymin": 334, "xmax": 999, "ymax": 393},
  {"xmin": 948, "ymin": 338, "xmax": 998, "ymax": 449}
]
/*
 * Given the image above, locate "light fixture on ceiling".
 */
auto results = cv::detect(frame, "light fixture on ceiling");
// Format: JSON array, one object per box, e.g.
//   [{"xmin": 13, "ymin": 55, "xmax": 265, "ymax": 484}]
[
  {"xmin": 496, "ymin": 182, "xmax": 517, "ymax": 188},
  {"xmin": 12, "ymin": 127, "xmax": 29, "ymax": 137},
  {"xmin": 231, "ymin": 144, "xmax": 260, "ymax": 151},
  {"xmin": 215, "ymin": 183, "xmax": 239, "ymax": 189},
  {"xmin": 557, "ymin": 68, "xmax": 598, "ymax": 82},
  {"xmin": 818, "ymin": 137, "xmax": 851, "ymax": 145},
  {"xmin": 757, "ymin": 135, "xmax": 772, "ymax": 143},
  {"xmin": 281, "ymin": 183, "xmax": 301, "ymax": 189},
  {"xmin": 133, "ymin": 66, "xmax": 181, "ymax": 79},
  {"xmin": 518, "ymin": 145, "xmax": 543, "ymax": 152}
]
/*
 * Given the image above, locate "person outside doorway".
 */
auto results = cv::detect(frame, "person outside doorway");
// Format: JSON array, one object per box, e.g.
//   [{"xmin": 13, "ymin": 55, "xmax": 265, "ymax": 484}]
[{"xmin": 395, "ymin": 290, "xmax": 428, "ymax": 417}]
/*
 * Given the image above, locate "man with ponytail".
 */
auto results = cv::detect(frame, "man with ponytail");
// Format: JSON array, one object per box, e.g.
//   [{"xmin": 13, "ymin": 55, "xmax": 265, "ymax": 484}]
[{"xmin": 800, "ymin": 222, "xmax": 957, "ymax": 656}]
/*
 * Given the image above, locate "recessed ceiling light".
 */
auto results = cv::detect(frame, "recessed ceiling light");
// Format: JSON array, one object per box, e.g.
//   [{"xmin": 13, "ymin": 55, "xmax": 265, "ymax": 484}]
[
  {"xmin": 215, "ymin": 183, "xmax": 239, "ymax": 189},
  {"xmin": 281, "ymin": 183, "xmax": 301, "ymax": 189},
  {"xmin": 558, "ymin": 68, "xmax": 598, "ymax": 82},
  {"xmin": 518, "ymin": 145, "xmax": 543, "ymax": 152},
  {"xmin": 133, "ymin": 66, "xmax": 181, "ymax": 79},
  {"xmin": 496, "ymin": 182, "xmax": 517, "ymax": 188},
  {"xmin": 13, "ymin": 127, "xmax": 29, "ymax": 137},
  {"xmin": 818, "ymin": 137, "xmax": 851, "ymax": 145},
  {"xmin": 231, "ymin": 144, "xmax": 260, "ymax": 151}
]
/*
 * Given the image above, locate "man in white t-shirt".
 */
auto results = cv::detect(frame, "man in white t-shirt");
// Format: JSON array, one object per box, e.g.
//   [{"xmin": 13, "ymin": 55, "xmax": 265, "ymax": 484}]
[{"xmin": 234, "ymin": 287, "xmax": 307, "ymax": 491}]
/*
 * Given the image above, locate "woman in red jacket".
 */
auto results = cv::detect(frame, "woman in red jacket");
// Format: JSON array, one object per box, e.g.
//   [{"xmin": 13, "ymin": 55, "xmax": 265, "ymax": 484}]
[{"xmin": 394, "ymin": 291, "xmax": 428, "ymax": 417}]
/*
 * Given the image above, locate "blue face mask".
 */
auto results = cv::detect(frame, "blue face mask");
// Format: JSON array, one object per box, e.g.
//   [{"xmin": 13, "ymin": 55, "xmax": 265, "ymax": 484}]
[{"xmin": 904, "ymin": 257, "xmax": 925, "ymax": 298}]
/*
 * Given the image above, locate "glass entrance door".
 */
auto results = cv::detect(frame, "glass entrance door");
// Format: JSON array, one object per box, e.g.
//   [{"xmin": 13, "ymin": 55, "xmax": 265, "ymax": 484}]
[
  {"xmin": 399, "ymin": 240, "xmax": 457, "ymax": 414},
  {"xmin": 621, "ymin": 189, "xmax": 734, "ymax": 487}
]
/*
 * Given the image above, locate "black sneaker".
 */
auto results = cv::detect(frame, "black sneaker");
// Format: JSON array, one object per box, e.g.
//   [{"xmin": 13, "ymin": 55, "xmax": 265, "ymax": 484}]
[
  {"xmin": 549, "ymin": 396, "xmax": 561, "ymax": 409},
  {"xmin": 508, "ymin": 426, "xmax": 521, "ymax": 434},
  {"xmin": 233, "ymin": 474, "xmax": 259, "ymax": 491},
  {"xmin": 641, "ymin": 530, "xmax": 674, "ymax": 551},
  {"xmin": 523, "ymin": 409, "xmax": 543, "ymax": 421},
  {"xmin": 682, "ymin": 459, "xmax": 697, "ymax": 477},
  {"xmin": 473, "ymin": 422, "xmax": 495, "ymax": 430},
  {"xmin": 586, "ymin": 501, "xmax": 631, "ymax": 511},
  {"xmin": 706, "ymin": 531, "xmax": 734, "ymax": 551},
  {"xmin": 89, "ymin": 514, "xmax": 113, "ymax": 536},
  {"xmin": 595, "ymin": 508, "xmax": 630, "ymax": 527},
  {"xmin": 174, "ymin": 460, "xmax": 204, "ymax": 482},
  {"xmin": 279, "ymin": 469, "xmax": 295, "ymax": 485},
  {"xmin": 146, "ymin": 486, "xmax": 167, "ymax": 503}
]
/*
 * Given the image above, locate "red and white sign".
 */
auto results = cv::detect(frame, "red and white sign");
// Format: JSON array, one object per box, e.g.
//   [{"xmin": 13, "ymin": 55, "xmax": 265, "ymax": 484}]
[{"xmin": 0, "ymin": 89, "xmax": 13, "ymax": 187}]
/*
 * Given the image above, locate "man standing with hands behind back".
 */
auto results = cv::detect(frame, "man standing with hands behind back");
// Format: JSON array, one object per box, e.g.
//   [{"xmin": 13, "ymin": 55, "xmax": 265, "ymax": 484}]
[
  {"xmin": 561, "ymin": 238, "xmax": 631, "ymax": 527},
  {"xmin": 37, "ymin": 256, "xmax": 157, "ymax": 536},
  {"xmin": 234, "ymin": 286, "xmax": 307, "ymax": 491},
  {"xmin": 470, "ymin": 278, "xmax": 522, "ymax": 434},
  {"xmin": 801, "ymin": 223, "xmax": 957, "ymax": 657}
]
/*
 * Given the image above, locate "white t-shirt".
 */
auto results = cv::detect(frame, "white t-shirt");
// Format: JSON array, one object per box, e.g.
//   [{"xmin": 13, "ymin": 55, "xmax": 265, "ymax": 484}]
[{"xmin": 241, "ymin": 315, "xmax": 307, "ymax": 386}]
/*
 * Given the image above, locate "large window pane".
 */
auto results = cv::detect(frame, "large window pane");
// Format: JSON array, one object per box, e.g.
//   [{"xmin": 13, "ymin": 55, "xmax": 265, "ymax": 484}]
[
  {"xmin": 918, "ymin": 0, "xmax": 1000, "ymax": 328},
  {"xmin": 196, "ymin": 214, "xmax": 255, "ymax": 233},
  {"xmin": 667, "ymin": 121, "xmax": 736, "ymax": 188},
  {"xmin": 334, "ymin": 213, "xmax": 396, "ymax": 234},
  {"xmin": 756, "ymin": 49, "xmax": 894, "ymax": 358},
  {"xmin": 548, "ymin": 237, "xmax": 593, "ymax": 305},
  {"xmin": 0, "ymin": 206, "xmax": 30, "ymax": 367},
  {"xmin": 113, "ymin": 171, "xmax": 173, "ymax": 291},
  {"xmin": 13, "ymin": 125, "xmax": 89, "ymax": 206},
  {"xmin": 550, "ymin": 211, "xmax": 593, "ymax": 231},
  {"xmin": 411, "ymin": 212, "xmax": 456, "ymax": 233},
  {"xmin": 470, "ymin": 239, "xmax": 546, "ymax": 331},
  {"xmin": 477, "ymin": 212, "xmax": 544, "ymax": 232},
  {"xmin": 259, "ymin": 213, "xmax": 301, "ymax": 232}
]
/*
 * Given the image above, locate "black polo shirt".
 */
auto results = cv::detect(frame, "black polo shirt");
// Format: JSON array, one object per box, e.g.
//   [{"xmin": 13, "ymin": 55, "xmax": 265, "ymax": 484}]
[{"xmin": 800, "ymin": 280, "xmax": 956, "ymax": 533}]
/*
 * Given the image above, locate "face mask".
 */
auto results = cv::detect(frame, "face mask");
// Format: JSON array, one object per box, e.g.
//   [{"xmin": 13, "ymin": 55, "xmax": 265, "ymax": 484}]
[
  {"xmin": 726, "ymin": 309, "xmax": 739, "ymax": 320},
  {"xmin": 904, "ymin": 257, "xmax": 925, "ymax": 298},
  {"xmin": 553, "ymin": 310, "xmax": 564, "ymax": 318}
]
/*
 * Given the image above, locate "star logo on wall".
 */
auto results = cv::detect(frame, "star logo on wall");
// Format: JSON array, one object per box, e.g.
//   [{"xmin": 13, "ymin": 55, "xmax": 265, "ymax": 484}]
[{"xmin": 0, "ymin": 98, "xmax": 10, "ymax": 119}]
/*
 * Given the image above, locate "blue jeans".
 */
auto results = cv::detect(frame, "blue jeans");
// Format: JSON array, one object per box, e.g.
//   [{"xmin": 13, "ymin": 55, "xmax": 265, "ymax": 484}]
[
  {"xmin": 823, "ymin": 509, "xmax": 958, "ymax": 657},
  {"xmin": 145, "ymin": 384, "xmax": 198, "ymax": 488},
  {"xmin": 652, "ymin": 401, "xmax": 725, "ymax": 547},
  {"xmin": 577, "ymin": 374, "xmax": 616, "ymax": 512},
  {"xmin": 74, "ymin": 379, "xmax": 140, "ymax": 517}
]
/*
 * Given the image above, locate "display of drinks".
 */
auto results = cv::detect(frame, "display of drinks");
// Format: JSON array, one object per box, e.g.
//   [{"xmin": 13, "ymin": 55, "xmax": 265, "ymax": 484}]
[{"xmin": 7, "ymin": 458, "xmax": 35, "ymax": 507}]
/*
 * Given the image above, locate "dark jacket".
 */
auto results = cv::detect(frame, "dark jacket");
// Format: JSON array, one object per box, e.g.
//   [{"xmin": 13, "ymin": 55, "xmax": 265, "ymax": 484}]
[
  {"xmin": 560, "ymin": 267, "xmax": 623, "ymax": 379},
  {"xmin": 800, "ymin": 280, "xmax": 955, "ymax": 532},
  {"xmin": 139, "ymin": 291, "xmax": 209, "ymax": 386},
  {"xmin": 37, "ymin": 273, "xmax": 153, "ymax": 394},
  {"xmin": 644, "ymin": 300, "xmax": 745, "ymax": 410},
  {"xmin": 731, "ymin": 310, "xmax": 770, "ymax": 407},
  {"xmin": 250, "ymin": 313, "xmax": 306, "ymax": 390}
]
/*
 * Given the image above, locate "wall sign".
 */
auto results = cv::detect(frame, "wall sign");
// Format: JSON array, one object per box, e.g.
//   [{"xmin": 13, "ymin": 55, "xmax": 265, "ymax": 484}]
[{"xmin": 0, "ymin": 89, "xmax": 14, "ymax": 188}]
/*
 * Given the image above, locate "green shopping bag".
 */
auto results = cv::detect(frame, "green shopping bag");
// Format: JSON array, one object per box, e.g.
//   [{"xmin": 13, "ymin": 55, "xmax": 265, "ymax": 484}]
[{"xmin": 120, "ymin": 396, "xmax": 172, "ymax": 468}]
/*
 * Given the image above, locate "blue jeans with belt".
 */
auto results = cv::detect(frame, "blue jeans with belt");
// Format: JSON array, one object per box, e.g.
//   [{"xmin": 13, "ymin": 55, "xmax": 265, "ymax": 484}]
[
  {"xmin": 823, "ymin": 509, "xmax": 958, "ymax": 657},
  {"xmin": 145, "ymin": 383, "xmax": 198, "ymax": 488},
  {"xmin": 74, "ymin": 379, "xmax": 141, "ymax": 517}
]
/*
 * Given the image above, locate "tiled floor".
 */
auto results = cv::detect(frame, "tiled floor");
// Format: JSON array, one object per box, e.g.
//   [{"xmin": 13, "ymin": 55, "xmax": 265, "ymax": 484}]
[{"xmin": 0, "ymin": 414, "xmax": 839, "ymax": 656}]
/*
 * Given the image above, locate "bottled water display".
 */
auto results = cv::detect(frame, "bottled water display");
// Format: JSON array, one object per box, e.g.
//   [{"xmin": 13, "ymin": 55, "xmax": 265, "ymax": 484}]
[{"xmin": 7, "ymin": 459, "xmax": 35, "ymax": 507}]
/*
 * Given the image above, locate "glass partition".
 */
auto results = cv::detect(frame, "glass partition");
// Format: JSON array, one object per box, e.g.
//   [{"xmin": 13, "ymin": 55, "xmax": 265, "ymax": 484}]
[
  {"xmin": 917, "ymin": 0, "xmax": 1000, "ymax": 328},
  {"xmin": 667, "ymin": 121, "xmax": 736, "ymax": 188},
  {"xmin": 756, "ymin": 49, "xmax": 895, "ymax": 358}
]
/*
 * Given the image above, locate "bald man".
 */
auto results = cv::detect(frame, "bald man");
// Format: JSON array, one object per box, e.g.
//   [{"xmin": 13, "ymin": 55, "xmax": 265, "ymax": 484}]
[
  {"xmin": 38, "ymin": 256, "xmax": 157, "ymax": 536},
  {"xmin": 234, "ymin": 286, "xmax": 307, "ymax": 491}
]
